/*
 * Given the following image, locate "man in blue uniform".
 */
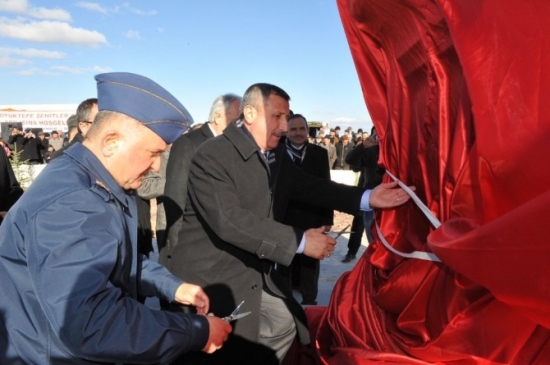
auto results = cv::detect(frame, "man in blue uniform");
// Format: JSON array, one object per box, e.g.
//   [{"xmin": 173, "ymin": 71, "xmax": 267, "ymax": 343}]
[{"xmin": 0, "ymin": 72, "xmax": 231, "ymax": 364}]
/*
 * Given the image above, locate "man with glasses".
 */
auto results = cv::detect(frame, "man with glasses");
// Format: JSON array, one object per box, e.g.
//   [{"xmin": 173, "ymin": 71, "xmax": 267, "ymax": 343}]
[{"xmin": 52, "ymin": 98, "xmax": 98, "ymax": 160}]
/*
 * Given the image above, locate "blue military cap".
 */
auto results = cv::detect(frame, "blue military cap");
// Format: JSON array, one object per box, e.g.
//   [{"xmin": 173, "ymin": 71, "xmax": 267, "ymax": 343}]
[{"xmin": 95, "ymin": 72, "xmax": 192, "ymax": 143}]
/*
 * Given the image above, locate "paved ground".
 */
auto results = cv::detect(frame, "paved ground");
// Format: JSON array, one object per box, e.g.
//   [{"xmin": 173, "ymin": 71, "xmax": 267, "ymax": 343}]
[{"xmin": 293, "ymin": 231, "xmax": 369, "ymax": 306}]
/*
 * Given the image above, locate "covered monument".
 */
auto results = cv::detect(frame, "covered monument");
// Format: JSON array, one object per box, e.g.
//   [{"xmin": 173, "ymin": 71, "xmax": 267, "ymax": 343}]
[{"xmin": 290, "ymin": 0, "xmax": 550, "ymax": 364}]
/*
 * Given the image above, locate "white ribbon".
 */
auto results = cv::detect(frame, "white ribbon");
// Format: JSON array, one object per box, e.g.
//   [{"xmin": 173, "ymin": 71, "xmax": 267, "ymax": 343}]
[{"xmin": 373, "ymin": 170, "xmax": 441, "ymax": 262}]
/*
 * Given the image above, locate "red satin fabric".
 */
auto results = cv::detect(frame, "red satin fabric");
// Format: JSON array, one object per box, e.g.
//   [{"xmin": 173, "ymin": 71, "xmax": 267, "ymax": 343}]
[{"xmin": 311, "ymin": 0, "xmax": 550, "ymax": 363}]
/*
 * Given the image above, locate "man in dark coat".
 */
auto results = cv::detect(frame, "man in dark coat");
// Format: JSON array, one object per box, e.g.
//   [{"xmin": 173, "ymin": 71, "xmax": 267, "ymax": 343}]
[
  {"xmin": 344, "ymin": 126, "xmax": 385, "ymax": 261},
  {"xmin": 168, "ymin": 83, "xmax": 413, "ymax": 364},
  {"xmin": 278, "ymin": 114, "xmax": 333, "ymax": 305},
  {"xmin": 333, "ymin": 134, "xmax": 353, "ymax": 170},
  {"xmin": 162, "ymin": 93, "xmax": 241, "ymax": 268}
]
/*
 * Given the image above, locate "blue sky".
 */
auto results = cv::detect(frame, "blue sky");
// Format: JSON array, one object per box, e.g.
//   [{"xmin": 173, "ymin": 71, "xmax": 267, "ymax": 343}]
[{"xmin": 0, "ymin": 0, "xmax": 373, "ymax": 131}]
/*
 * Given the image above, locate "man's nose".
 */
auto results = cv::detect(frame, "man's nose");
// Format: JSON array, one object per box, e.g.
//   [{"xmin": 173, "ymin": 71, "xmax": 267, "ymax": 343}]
[{"xmin": 151, "ymin": 156, "xmax": 161, "ymax": 172}]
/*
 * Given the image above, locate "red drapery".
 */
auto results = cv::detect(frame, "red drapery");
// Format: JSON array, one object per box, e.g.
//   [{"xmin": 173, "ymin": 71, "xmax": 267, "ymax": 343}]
[{"xmin": 310, "ymin": 0, "xmax": 550, "ymax": 364}]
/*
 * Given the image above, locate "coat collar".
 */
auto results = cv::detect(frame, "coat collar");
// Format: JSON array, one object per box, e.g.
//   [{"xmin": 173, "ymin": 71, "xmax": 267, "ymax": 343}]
[
  {"xmin": 223, "ymin": 121, "xmax": 261, "ymax": 161},
  {"xmin": 64, "ymin": 142, "xmax": 130, "ymax": 208}
]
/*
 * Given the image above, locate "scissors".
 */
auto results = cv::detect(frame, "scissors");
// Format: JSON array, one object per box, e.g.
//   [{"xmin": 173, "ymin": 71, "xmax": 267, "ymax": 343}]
[
  {"xmin": 223, "ymin": 300, "xmax": 251, "ymax": 322},
  {"xmin": 326, "ymin": 224, "xmax": 351, "ymax": 240}
]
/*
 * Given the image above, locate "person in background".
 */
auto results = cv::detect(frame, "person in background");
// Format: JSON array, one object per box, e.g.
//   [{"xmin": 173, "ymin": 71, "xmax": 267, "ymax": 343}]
[
  {"xmin": 8, "ymin": 126, "xmax": 25, "ymax": 155},
  {"xmin": 20, "ymin": 129, "xmax": 42, "ymax": 164},
  {"xmin": 162, "ymin": 93, "xmax": 242, "ymax": 269},
  {"xmin": 0, "ymin": 72, "xmax": 232, "ymax": 364},
  {"xmin": 333, "ymin": 134, "xmax": 353, "ymax": 170},
  {"xmin": 52, "ymin": 99, "xmax": 98, "ymax": 160},
  {"xmin": 43, "ymin": 144, "xmax": 55, "ymax": 163},
  {"xmin": 278, "ymin": 113, "xmax": 333, "ymax": 305},
  {"xmin": 48, "ymin": 130, "xmax": 64, "ymax": 151},
  {"xmin": 343, "ymin": 126, "xmax": 384, "ymax": 262},
  {"xmin": 0, "ymin": 146, "xmax": 23, "ymax": 225},
  {"xmin": 320, "ymin": 134, "xmax": 337, "ymax": 168},
  {"xmin": 62, "ymin": 115, "xmax": 78, "ymax": 146}
]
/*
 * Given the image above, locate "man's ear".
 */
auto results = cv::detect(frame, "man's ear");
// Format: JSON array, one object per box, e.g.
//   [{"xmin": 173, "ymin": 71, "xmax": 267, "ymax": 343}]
[
  {"xmin": 242, "ymin": 105, "xmax": 256, "ymax": 125},
  {"xmin": 100, "ymin": 131, "xmax": 120, "ymax": 157}
]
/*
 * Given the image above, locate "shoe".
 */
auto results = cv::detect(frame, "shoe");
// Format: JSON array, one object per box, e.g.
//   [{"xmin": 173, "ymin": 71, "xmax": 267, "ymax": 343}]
[
  {"xmin": 301, "ymin": 300, "xmax": 317, "ymax": 305},
  {"xmin": 341, "ymin": 253, "xmax": 356, "ymax": 263}
]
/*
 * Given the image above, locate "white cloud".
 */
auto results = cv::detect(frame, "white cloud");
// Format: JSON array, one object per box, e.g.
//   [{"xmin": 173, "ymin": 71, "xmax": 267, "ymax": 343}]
[
  {"xmin": 74, "ymin": 2, "xmax": 108, "ymax": 14},
  {"xmin": 52, "ymin": 65, "xmax": 85, "ymax": 74},
  {"xmin": 0, "ymin": 56, "xmax": 31, "ymax": 67},
  {"xmin": 91, "ymin": 65, "xmax": 112, "ymax": 73},
  {"xmin": 15, "ymin": 64, "xmax": 112, "ymax": 76},
  {"xmin": 0, "ymin": 17, "xmax": 107, "ymax": 46},
  {"xmin": 0, "ymin": 0, "xmax": 71, "ymax": 21},
  {"xmin": 123, "ymin": 30, "xmax": 141, "ymax": 40},
  {"xmin": 0, "ymin": 47, "xmax": 65, "ymax": 59},
  {"xmin": 18, "ymin": 67, "xmax": 60, "ymax": 76},
  {"xmin": 0, "ymin": 0, "xmax": 28, "ymax": 13},
  {"xmin": 122, "ymin": 3, "xmax": 157, "ymax": 16}
]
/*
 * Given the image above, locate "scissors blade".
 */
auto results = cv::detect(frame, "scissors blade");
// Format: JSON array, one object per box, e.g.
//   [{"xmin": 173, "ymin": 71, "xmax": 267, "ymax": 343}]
[
  {"xmin": 334, "ymin": 224, "xmax": 351, "ymax": 239},
  {"xmin": 224, "ymin": 311, "xmax": 251, "ymax": 322},
  {"xmin": 230, "ymin": 300, "xmax": 245, "ymax": 316}
]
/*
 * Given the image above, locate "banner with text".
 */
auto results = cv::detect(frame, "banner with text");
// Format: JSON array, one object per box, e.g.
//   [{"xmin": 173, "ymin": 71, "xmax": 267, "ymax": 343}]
[{"xmin": 0, "ymin": 105, "xmax": 77, "ymax": 132}]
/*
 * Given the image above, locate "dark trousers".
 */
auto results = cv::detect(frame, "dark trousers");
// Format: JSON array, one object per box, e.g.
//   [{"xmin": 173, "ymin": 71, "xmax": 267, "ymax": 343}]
[
  {"xmin": 277, "ymin": 254, "xmax": 320, "ymax": 304},
  {"xmin": 346, "ymin": 212, "xmax": 365, "ymax": 255},
  {"xmin": 363, "ymin": 210, "xmax": 375, "ymax": 243},
  {"xmin": 291, "ymin": 254, "xmax": 319, "ymax": 303}
]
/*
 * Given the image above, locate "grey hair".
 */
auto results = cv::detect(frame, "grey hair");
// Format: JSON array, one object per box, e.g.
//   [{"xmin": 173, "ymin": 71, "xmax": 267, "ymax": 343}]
[{"xmin": 208, "ymin": 93, "xmax": 242, "ymax": 123}]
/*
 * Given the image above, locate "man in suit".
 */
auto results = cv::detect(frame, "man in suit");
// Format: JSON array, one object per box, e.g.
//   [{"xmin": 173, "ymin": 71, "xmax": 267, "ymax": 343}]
[
  {"xmin": 279, "ymin": 113, "xmax": 333, "ymax": 305},
  {"xmin": 168, "ymin": 83, "xmax": 414, "ymax": 364},
  {"xmin": 162, "ymin": 93, "xmax": 241, "ymax": 269}
]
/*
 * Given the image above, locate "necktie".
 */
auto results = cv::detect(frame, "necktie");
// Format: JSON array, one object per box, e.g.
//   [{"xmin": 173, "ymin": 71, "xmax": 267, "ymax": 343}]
[{"xmin": 263, "ymin": 151, "xmax": 276, "ymax": 165}]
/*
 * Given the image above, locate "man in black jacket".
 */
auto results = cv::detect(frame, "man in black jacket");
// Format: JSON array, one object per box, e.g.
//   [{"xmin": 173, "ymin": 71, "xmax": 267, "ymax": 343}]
[
  {"xmin": 279, "ymin": 114, "xmax": 333, "ymax": 305},
  {"xmin": 162, "ymin": 93, "xmax": 242, "ymax": 268},
  {"xmin": 343, "ymin": 127, "xmax": 384, "ymax": 262}
]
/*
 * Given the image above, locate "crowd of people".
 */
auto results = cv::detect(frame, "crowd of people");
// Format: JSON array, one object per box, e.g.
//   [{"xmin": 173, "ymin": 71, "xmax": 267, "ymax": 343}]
[{"xmin": 0, "ymin": 72, "xmax": 413, "ymax": 364}]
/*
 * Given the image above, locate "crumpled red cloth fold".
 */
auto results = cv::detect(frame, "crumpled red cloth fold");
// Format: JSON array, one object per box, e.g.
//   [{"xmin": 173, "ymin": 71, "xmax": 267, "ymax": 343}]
[{"xmin": 300, "ymin": 0, "xmax": 550, "ymax": 364}]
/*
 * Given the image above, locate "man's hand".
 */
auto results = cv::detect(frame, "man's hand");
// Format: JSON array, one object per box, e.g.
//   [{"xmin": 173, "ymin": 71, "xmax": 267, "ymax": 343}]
[
  {"xmin": 303, "ymin": 227, "xmax": 336, "ymax": 260},
  {"xmin": 174, "ymin": 283, "xmax": 210, "ymax": 315},
  {"xmin": 202, "ymin": 316, "xmax": 232, "ymax": 353},
  {"xmin": 369, "ymin": 181, "xmax": 415, "ymax": 209}
]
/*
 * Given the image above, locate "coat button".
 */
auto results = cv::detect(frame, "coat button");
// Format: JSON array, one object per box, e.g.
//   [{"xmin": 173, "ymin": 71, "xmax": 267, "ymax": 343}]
[{"xmin": 251, "ymin": 284, "xmax": 258, "ymax": 290}]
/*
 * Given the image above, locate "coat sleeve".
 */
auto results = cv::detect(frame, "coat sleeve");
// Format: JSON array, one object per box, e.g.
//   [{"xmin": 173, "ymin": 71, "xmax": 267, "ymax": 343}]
[
  {"xmin": 164, "ymin": 135, "xmax": 194, "ymax": 250},
  {"xmin": 27, "ymin": 191, "xmax": 209, "ymax": 363},
  {"xmin": 317, "ymin": 150, "xmax": 334, "ymax": 226},
  {"xmin": 284, "ymin": 151, "xmax": 365, "ymax": 215}
]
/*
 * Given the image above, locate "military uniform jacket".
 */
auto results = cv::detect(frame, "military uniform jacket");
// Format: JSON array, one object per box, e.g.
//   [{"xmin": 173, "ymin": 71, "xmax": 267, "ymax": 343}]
[
  {"xmin": 170, "ymin": 123, "xmax": 364, "ymax": 344},
  {"xmin": 0, "ymin": 143, "xmax": 209, "ymax": 364}
]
